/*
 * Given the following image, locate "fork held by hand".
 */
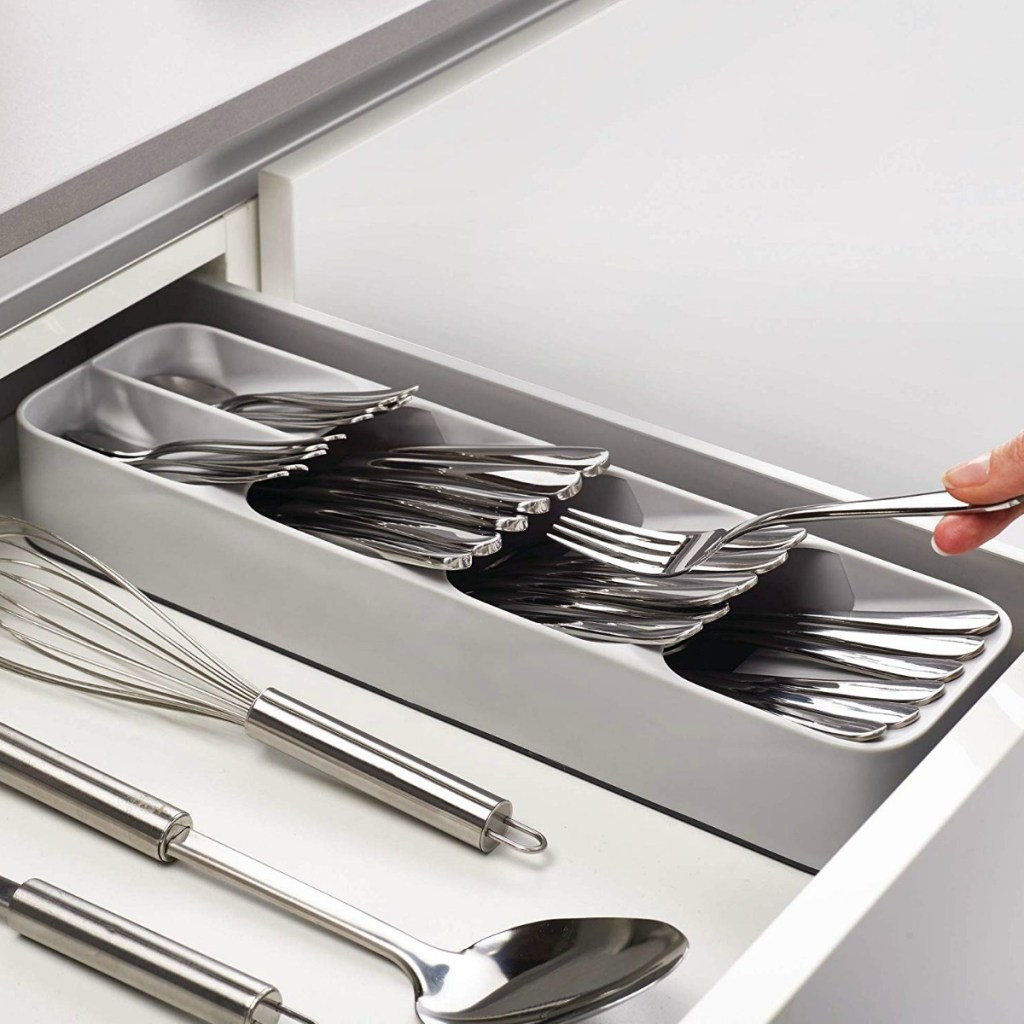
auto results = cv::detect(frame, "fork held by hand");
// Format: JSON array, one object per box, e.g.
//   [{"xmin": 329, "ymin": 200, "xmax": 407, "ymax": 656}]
[{"xmin": 553, "ymin": 490, "xmax": 1024, "ymax": 576}]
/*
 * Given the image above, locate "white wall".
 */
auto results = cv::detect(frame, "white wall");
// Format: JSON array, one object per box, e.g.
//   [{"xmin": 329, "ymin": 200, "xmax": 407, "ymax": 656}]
[{"xmin": 266, "ymin": 0, "xmax": 1024, "ymax": 543}]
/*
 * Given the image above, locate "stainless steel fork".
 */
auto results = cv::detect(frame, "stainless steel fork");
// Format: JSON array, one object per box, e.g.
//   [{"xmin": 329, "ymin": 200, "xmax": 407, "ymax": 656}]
[{"xmin": 550, "ymin": 491, "xmax": 1024, "ymax": 575}]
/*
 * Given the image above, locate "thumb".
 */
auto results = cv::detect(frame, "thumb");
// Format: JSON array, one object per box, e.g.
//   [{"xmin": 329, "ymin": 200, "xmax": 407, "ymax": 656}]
[{"xmin": 943, "ymin": 432, "xmax": 1024, "ymax": 502}]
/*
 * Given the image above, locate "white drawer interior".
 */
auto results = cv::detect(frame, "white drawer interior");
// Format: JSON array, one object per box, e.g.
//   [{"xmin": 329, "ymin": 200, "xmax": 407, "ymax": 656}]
[
  {"xmin": 4, "ymin": 271, "xmax": 1024, "ymax": 1024},
  {"xmin": 18, "ymin": 298, "xmax": 1012, "ymax": 871},
  {"xmin": 0, "ymin": 429, "xmax": 807, "ymax": 1023}
]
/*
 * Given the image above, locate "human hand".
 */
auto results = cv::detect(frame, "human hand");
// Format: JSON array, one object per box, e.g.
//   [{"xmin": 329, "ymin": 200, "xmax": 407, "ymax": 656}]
[{"xmin": 933, "ymin": 433, "xmax": 1024, "ymax": 555}]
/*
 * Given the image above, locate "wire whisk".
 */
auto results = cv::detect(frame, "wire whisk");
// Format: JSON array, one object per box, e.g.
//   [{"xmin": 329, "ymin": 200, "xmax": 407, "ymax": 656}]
[{"xmin": 0, "ymin": 516, "xmax": 546, "ymax": 854}]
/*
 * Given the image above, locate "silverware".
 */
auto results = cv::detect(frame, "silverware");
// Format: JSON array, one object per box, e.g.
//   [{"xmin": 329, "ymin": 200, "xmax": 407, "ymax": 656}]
[
  {"xmin": 0, "ymin": 871, "xmax": 314, "ymax": 1024},
  {"xmin": 0, "ymin": 723, "xmax": 687, "ymax": 1024},
  {"xmin": 543, "ymin": 539, "xmax": 792, "ymax": 575},
  {"xmin": 384, "ymin": 444, "xmax": 610, "ymax": 476},
  {"xmin": 708, "ymin": 686, "xmax": 920, "ymax": 729},
  {"xmin": 65, "ymin": 427, "xmax": 330, "ymax": 486},
  {"xmin": 686, "ymin": 670, "xmax": 946, "ymax": 705},
  {"xmin": 314, "ymin": 473, "xmax": 553, "ymax": 515},
  {"xmin": 262, "ymin": 445, "xmax": 606, "ymax": 570},
  {"xmin": 147, "ymin": 372, "xmax": 418, "ymax": 433},
  {"xmin": 721, "ymin": 620, "xmax": 986, "ymax": 661},
  {"xmin": 488, "ymin": 600, "xmax": 716, "ymax": 647},
  {"xmin": 469, "ymin": 574, "xmax": 755, "ymax": 609},
  {"xmin": 272, "ymin": 503, "xmax": 502, "ymax": 556},
  {"xmin": 0, "ymin": 517, "xmax": 545, "ymax": 854},
  {"xmin": 677, "ymin": 630, "xmax": 965, "ymax": 682},
  {"xmin": 365, "ymin": 459, "xmax": 586, "ymax": 500},
  {"xmin": 284, "ymin": 485, "xmax": 530, "ymax": 532},
  {"xmin": 290, "ymin": 523, "xmax": 478, "ymax": 570},
  {"xmin": 551, "ymin": 491, "xmax": 1024, "ymax": 575},
  {"xmin": 721, "ymin": 608, "xmax": 1001, "ymax": 636},
  {"xmin": 736, "ymin": 696, "xmax": 888, "ymax": 741}
]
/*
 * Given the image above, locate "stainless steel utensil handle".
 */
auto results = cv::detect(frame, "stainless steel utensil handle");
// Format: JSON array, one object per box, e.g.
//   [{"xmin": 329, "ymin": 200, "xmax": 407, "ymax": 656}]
[
  {"xmin": 244, "ymin": 689, "xmax": 545, "ymax": 854},
  {"xmin": 724, "ymin": 489, "xmax": 1024, "ymax": 543},
  {"xmin": 0, "ymin": 877, "xmax": 288, "ymax": 1024},
  {"xmin": 716, "ymin": 631, "xmax": 964, "ymax": 682},
  {"xmin": 0, "ymin": 722, "xmax": 190, "ymax": 861}
]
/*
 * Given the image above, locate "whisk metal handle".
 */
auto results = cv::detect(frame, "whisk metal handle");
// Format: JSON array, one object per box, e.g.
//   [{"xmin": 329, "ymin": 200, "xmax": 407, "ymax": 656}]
[
  {"xmin": 244, "ymin": 689, "xmax": 543, "ymax": 854},
  {"xmin": 0, "ymin": 876, "xmax": 294, "ymax": 1024},
  {"xmin": 0, "ymin": 722, "xmax": 191, "ymax": 862}
]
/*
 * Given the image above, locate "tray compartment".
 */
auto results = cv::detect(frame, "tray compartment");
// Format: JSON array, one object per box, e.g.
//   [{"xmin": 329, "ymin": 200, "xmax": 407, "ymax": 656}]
[{"xmin": 17, "ymin": 320, "xmax": 1011, "ymax": 869}]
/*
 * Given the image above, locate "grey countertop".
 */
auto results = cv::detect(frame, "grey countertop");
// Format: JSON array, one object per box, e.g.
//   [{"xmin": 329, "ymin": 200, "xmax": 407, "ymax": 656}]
[{"xmin": 0, "ymin": 0, "xmax": 531, "ymax": 257}]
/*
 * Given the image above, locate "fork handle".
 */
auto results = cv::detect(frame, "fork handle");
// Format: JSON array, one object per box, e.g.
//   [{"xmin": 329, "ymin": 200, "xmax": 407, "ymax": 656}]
[{"xmin": 723, "ymin": 489, "xmax": 1024, "ymax": 544}]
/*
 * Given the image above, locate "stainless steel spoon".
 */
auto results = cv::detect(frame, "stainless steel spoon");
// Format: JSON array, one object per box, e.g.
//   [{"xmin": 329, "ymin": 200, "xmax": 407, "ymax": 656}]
[
  {"xmin": 741, "ymin": 695, "xmax": 888, "ymax": 741},
  {"xmin": 723, "ymin": 608, "xmax": 1001, "ymax": 636},
  {"xmin": 721, "ymin": 621, "xmax": 986, "ymax": 661},
  {"xmin": 693, "ymin": 630, "xmax": 965, "ymax": 681},
  {"xmin": 0, "ymin": 724, "xmax": 688, "ymax": 1024},
  {"xmin": 686, "ymin": 671, "xmax": 946, "ymax": 705},
  {"xmin": 726, "ymin": 688, "xmax": 921, "ymax": 729}
]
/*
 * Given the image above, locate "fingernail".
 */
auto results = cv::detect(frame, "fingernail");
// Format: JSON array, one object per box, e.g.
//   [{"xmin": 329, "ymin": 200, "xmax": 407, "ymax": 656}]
[
  {"xmin": 931, "ymin": 535, "xmax": 952, "ymax": 557},
  {"xmin": 944, "ymin": 452, "xmax": 991, "ymax": 488}
]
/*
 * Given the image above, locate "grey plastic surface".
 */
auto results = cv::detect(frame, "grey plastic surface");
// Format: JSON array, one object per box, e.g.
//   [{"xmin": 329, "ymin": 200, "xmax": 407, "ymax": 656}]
[{"xmin": 18, "ymin": 317, "xmax": 1011, "ymax": 868}]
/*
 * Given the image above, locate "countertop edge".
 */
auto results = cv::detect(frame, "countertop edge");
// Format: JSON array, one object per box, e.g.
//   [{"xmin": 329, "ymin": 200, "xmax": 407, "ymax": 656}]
[{"xmin": 0, "ymin": 0, "xmax": 523, "ymax": 259}]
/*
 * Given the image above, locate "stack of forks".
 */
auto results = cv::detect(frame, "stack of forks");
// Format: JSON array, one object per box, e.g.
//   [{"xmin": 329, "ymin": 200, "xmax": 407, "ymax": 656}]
[
  {"xmin": 65, "ymin": 378, "xmax": 421, "ymax": 485},
  {"xmin": 464, "ymin": 511, "xmax": 1001, "ymax": 742},
  {"xmin": 465, "ymin": 508, "xmax": 805, "ymax": 646},
  {"xmin": 146, "ymin": 373, "xmax": 419, "ymax": 434}
]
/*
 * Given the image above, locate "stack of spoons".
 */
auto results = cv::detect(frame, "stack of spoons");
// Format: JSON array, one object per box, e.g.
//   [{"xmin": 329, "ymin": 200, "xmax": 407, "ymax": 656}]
[{"xmin": 253, "ymin": 444, "xmax": 611, "ymax": 570}]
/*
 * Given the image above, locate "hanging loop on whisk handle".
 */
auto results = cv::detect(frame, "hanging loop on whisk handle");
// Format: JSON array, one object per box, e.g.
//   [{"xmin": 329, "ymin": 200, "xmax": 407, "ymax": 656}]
[
  {"xmin": 0, "ymin": 723, "xmax": 191, "ymax": 861},
  {"xmin": 244, "ymin": 689, "xmax": 545, "ymax": 854}
]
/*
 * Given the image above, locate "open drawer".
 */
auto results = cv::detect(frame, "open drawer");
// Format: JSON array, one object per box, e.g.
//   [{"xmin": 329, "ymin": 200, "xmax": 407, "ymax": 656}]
[
  {"xmin": 17, "ymin": 294, "xmax": 1014, "ymax": 872},
  {"xmin": 6, "ymin": 273, "xmax": 1024, "ymax": 1024}
]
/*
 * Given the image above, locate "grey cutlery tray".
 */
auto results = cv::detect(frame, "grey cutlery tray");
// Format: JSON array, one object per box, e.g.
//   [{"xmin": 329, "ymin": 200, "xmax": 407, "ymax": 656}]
[{"xmin": 17, "ymin": 321, "xmax": 1011, "ymax": 869}]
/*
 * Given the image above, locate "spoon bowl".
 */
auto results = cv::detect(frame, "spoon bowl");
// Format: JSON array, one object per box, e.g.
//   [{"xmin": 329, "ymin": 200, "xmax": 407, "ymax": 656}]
[{"xmin": 414, "ymin": 917, "xmax": 688, "ymax": 1023}]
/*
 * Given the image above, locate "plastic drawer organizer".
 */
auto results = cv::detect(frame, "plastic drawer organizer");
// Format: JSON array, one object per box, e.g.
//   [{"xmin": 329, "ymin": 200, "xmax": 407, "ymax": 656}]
[{"xmin": 18, "ymin": 322, "xmax": 1010, "ymax": 870}]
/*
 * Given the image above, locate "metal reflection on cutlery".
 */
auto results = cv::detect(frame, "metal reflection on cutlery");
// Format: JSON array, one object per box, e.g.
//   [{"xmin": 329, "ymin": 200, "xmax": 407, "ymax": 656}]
[
  {"xmin": 386, "ymin": 444, "xmax": 611, "ymax": 476},
  {"xmin": 681, "ymin": 630, "xmax": 966, "ymax": 682},
  {"xmin": 721, "ymin": 620, "xmax": 985, "ymax": 661},
  {"xmin": 0, "ymin": 723, "xmax": 686, "ymax": 1024},
  {"xmin": 724, "ymin": 608, "xmax": 1001, "ymax": 636},
  {"xmin": 0, "ymin": 871, "xmax": 316, "ymax": 1024},
  {"xmin": 686, "ymin": 671, "xmax": 946, "ymax": 705},
  {"xmin": 553, "ymin": 490, "xmax": 1024, "ymax": 575}
]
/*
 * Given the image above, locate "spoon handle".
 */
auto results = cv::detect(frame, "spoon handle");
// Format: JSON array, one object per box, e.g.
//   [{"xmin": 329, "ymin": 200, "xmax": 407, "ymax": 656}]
[
  {"xmin": 0, "ymin": 721, "xmax": 434, "ymax": 981},
  {"xmin": 0, "ymin": 875, "xmax": 303, "ymax": 1024}
]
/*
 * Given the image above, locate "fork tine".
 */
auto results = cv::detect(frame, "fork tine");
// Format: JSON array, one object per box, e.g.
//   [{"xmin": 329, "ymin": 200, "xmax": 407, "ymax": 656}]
[
  {"xmin": 547, "ymin": 530, "xmax": 669, "ymax": 575},
  {"xmin": 557, "ymin": 511, "xmax": 678, "ymax": 553},
  {"xmin": 549, "ymin": 523, "xmax": 671, "ymax": 567},
  {"xmin": 563, "ymin": 509, "xmax": 806, "ymax": 551},
  {"xmin": 563, "ymin": 508, "xmax": 690, "ymax": 544}
]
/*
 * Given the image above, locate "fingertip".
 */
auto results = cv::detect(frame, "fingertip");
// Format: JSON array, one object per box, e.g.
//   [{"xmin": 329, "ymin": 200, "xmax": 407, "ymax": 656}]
[{"xmin": 932, "ymin": 515, "xmax": 980, "ymax": 556}]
